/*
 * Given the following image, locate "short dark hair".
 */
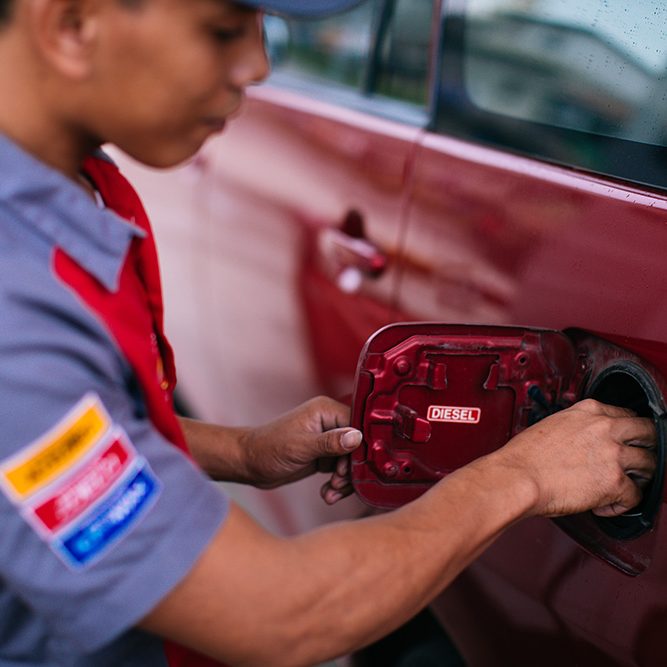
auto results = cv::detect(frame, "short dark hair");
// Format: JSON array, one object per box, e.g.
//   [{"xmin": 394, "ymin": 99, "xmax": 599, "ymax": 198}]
[{"xmin": 0, "ymin": 0, "xmax": 12, "ymax": 24}]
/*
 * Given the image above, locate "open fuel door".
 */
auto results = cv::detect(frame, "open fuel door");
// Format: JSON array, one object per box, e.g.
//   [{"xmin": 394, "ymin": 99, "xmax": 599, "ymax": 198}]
[{"xmin": 351, "ymin": 324, "xmax": 666, "ymax": 574}]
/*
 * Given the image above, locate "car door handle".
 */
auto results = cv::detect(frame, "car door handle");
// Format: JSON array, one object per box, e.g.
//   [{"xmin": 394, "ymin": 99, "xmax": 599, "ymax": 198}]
[{"xmin": 322, "ymin": 227, "xmax": 388, "ymax": 278}]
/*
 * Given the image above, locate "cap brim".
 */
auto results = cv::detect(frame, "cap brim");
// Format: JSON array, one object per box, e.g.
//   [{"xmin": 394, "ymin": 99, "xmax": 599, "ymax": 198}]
[{"xmin": 235, "ymin": 0, "xmax": 364, "ymax": 18}]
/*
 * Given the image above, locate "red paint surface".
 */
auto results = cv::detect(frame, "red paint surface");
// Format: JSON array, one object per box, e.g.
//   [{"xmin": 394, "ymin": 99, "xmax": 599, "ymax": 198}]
[{"xmin": 184, "ymin": 85, "xmax": 667, "ymax": 665}]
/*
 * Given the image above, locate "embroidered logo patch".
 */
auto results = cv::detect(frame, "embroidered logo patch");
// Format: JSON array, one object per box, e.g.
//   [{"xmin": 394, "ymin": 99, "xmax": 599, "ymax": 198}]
[
  {"xmin": 1, "ymin": 394, "xmax": 162, "ymax": 569},
  {"xmin": 58, "ymin": 464, "xmax": 160, "ymax": 567},
  {"xmin": 0, "ymin": 394, "xmax": 110, "ymax": 501},
  {"xmin": 29, "ymin": 433, "xmax": 133, "ymax": 535}
]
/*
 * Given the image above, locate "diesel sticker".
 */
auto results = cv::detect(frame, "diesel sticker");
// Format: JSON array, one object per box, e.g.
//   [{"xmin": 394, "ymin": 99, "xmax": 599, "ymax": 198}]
[
  {"xmin": 427, "ymin": 405, "xmax": 482, "ymax": 424},
  {"xmin": 1, "ymin": 394, "xmax": 111, "ymax": 501},
  {"xmin": 58, "ymin": 464, "xmax": 160, "ymax": 567},
  {"xmin": 30, "ymin": 433, "xmax": 134, "ymax": 535}
]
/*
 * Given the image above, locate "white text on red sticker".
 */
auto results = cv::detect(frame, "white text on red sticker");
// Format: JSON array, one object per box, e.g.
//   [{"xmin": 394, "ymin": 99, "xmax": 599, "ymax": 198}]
[{"xmin": 427, "ymin": 405, "xmax": 481, "ymax": 424}]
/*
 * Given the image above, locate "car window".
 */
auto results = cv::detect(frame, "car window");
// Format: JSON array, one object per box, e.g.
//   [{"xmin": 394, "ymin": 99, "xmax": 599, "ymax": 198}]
[
  {"xmin": 265, "ymin": 1, "xmax": 379, "ymax": 90},
  {"xmin": 436, "ymin": 0, "xmax": 667, "ymax": 190},
  {"xmin": 264, "ymin": 0, "xmax": 435, "ymax": 123},
  {"xmin": 370, "ymin": 0, "xmax": 434, "ymax": 106}
]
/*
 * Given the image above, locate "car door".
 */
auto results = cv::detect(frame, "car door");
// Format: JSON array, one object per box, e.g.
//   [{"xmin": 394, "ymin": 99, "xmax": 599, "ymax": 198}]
[
  {"xmin": 386, "ymin": 0, "xmax": 667, "ymax": 664},
  {"xmin": 191, "ymin": 0, "xmax": 438, "ymax": 415}
]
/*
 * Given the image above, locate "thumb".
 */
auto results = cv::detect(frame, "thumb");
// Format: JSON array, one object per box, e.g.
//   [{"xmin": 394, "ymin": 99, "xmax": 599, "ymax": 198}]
[{"xmin": 316, "ymin": 428, "xmax": 363, "ymax": 457}]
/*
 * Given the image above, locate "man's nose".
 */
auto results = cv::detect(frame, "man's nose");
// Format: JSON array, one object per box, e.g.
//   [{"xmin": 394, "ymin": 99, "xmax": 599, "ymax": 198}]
[{"xmin": 231, "ymin": 13, "xmax": 271, "ymax": 88}]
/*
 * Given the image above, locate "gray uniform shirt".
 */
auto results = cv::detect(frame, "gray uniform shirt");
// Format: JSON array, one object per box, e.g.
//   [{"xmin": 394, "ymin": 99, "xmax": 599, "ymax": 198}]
[{"xmin": 0, "ymin": 135, "xmax": 229, "ymax": 666}]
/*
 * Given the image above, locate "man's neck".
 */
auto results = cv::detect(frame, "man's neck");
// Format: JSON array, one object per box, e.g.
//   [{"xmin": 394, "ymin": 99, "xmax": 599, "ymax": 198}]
[{"xmin": 0, "ymin": 44, "xmax": 96, "ymax": 182}]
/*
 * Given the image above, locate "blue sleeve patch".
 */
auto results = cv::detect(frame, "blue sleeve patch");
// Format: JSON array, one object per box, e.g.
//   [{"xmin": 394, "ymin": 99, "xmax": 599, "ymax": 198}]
[{"xmin": 57, "ymin": 463, "xmax": 161, "ymax": 568}]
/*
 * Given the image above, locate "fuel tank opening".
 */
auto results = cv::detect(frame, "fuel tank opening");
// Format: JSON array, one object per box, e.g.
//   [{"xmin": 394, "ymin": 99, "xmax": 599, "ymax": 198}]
[{"xmin": 586, "ymin": 362, "xmax": 665, "ymax": 540}]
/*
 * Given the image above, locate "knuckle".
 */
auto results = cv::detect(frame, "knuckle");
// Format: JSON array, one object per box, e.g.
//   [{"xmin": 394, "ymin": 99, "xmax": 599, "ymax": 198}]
[
  {"xmin": 318, "ymin": 434, "xmax": 332, "ymax": 456},
  {"xmin": 614, "ymin": 469, "xmax": 628, "ymax": 487},
  {"xmin": 315, "ymin": 394, "xmax": 335, "ymax": 408},
  {"xmin": 307, "ymin": 395, "xmax": 325, "ymax": 409},
  {"xmin": 622, "ymin": 483, "xmax": 642, "ymax": 508},
  {"xmin": 324, "ymin": 431, "xmax": 340, "ymax": 454},
  {"xmin": 578, "ymin": 398, "xmax": 602, "ymax": 412},
  {"xmin": 587, "ymin": 415, "xmax": 612, "ymax": 440}
]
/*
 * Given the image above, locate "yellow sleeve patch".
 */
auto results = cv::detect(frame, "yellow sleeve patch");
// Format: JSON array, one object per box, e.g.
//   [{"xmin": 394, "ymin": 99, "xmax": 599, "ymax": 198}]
[{"xmin": 1, "ymin": 394, "xmax": 111, "ymax": 501}]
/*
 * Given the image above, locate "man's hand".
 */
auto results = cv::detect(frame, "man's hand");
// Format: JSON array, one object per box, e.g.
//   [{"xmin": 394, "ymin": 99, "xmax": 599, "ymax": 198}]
[
  {"xmin": 238, "ymin": 396, "xmax": 362, "ymax": 504},
  {"xmin": 492, "ymin": 399, "xmax": 656, "ymax": 518}
]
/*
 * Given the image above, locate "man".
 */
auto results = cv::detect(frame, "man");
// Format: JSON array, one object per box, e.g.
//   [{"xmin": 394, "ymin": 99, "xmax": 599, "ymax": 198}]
[{"xmin": 0, "ymin": 1, "xmax": 656, "ymax": 666}]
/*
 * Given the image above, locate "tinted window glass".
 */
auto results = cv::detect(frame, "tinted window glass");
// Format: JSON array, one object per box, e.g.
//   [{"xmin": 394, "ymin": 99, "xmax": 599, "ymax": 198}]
[
  {"xmin": 373, "ymin": 0, "xmax": 435, "ymax": 106},
  {"xmin": 464, "ymin": 0, "xmax": 667, "ymax": 147},
  {"xmin": 265, "ymin": 2, "xmax": 381, "ymax": 90},
  {"xmin": 437, "ymin": 0, "xmax": 667, "ymax": 190},
  {"xmin": 265, "ymin": 0, "xmax": 434, "ymax": 113}
]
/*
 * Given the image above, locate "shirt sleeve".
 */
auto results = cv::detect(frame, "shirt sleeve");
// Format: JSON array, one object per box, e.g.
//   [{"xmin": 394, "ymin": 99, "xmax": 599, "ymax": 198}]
[{"xmin": 0, "ymin": 247, "xmax": 229, "ymax": 656}]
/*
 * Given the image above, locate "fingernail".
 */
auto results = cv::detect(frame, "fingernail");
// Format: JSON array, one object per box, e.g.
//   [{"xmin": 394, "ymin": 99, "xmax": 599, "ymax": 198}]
[
  {"xmin": 342, "ymin": 430, "xmax": 363, "ymax": 451},
  {"xmin": 328, "ymin": 491, "xmax": 343, "ymax": 504},
  {"xmin": 332, "ymin": 476, "xmax": 347, "ymax": 490}
]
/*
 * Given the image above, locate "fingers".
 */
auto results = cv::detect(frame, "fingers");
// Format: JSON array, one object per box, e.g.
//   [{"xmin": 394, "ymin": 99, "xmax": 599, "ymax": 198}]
[
  {"xmin": 305, "ymin": 396, "xmax": 351, "ymax": 431},
  {"xmin": 311, "ymin": 426, "xmax": 361, "ymax": 507},
  {"xmin": 593, "ymin": 414, "xmax": 656, "ymax": 517},
  {"xmin": 575, "ymin": 399, "xmax": 637, "ymax": 418},
  {"xmin": 612, "ymin": 416, "xmax": 656, "ymax": 447},
  {"xmin": 618, "ymin": 441, "xmax": 657, "ymax": 479},
  {"xmin": 592, "ymin": 475, "xmax": 644, "ymax": 517},
  {"xmin": 320, "ymin": 478, "xmax": 354, "ymax": 505},
  {"xmin": 336, "ymin": 454, "xmax": 349, "ymax": 479},
  {"xmin": 614, "ymin": 416, "xmax": 657, "ymax": 488},
  {"xmin": 320, "ymin": 483, "xmax": 354, "ymax": 505},
  {"xmin": 320, "ymin": 456, "xmax": 355, "ymax": 505},
  {"xmin": 316, "ymin": 427, "xmax": 362, "ymax": 458}
]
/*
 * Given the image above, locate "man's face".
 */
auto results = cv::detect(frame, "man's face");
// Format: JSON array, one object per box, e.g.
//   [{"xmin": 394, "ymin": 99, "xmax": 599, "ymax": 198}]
[{"xmin": 84, "ymin": 0, "xmax": 269, "ymax": 167}]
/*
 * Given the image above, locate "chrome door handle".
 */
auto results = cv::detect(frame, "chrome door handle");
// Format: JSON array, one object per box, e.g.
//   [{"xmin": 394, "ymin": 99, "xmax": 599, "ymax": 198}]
[{"xmin": 323, "ymin": 227, "xmax": 388, "ymax": 278}]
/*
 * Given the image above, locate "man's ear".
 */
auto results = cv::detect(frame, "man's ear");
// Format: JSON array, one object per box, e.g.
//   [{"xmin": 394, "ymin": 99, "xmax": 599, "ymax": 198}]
[{"xmin": 27, "ymin": 0, "xmax": 99, "ymax": 80}]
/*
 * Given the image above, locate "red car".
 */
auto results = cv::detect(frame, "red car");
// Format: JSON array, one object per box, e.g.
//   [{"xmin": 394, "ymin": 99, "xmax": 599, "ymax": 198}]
[{"xmin": 114, "ymin": 0, "xmax": 667, "ymax": 664}]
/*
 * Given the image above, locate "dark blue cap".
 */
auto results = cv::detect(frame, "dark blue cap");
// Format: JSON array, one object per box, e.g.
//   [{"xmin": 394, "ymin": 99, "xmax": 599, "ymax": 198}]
[{"xmin": 236, "ymin": 0, "xmax": 364, "ymax": 18}]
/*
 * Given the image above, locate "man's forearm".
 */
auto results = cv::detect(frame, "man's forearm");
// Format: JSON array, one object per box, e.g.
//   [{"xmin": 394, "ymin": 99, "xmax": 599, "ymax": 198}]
[
  {"xmin": 140, "ymin": 451, "xmax": 537, "ymax": 667},
  {"xmin": 178, "ymin": 417, "xmax": 251, "ymax": 482},
  {"xmin": 280, "ymin": 453, "xmax": 538, "ymax": 664}
]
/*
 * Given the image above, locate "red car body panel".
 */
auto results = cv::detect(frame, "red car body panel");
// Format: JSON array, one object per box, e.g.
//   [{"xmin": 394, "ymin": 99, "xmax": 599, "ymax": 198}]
[
  {"xmin": 246, "ymin": 88, "xmax": 667, "ymax": 664},
  {"xmin": 435, "ymin": 516, "xmax": 667, "ymax": 666},
  {"xmin": 397, "ymin": 132, "xmax": 667, "ymax": 340},
  {"xmin": 205, "ymin": 88, "xmax": 422, "ymax": 398},
  {"xmin": 388, "ymin": 134, "xmax": 667, "ymax": 665}
]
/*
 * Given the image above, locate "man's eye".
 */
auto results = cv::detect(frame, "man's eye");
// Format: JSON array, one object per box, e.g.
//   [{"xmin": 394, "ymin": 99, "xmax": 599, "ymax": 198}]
[{"xmin": 212, "ymin": 27, "xmax": 245, "ymax": 43}]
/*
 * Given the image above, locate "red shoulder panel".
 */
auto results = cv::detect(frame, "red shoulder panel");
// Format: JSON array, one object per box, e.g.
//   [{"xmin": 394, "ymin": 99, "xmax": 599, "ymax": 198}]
[{"xmin": 54, "ymin": 156, "xmax": 226, "ymax": 667}]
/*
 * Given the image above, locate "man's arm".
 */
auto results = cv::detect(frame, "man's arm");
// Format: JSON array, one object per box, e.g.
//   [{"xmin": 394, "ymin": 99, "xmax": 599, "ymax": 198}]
[
  {"xmin": 179, "ymin": 396, "xmax": 362, "ymax": 503},
  {"xmin": 177, "ymin": 417, "xmax": 250, "ymax": 481},
  {"xmin": 142, "ymin": 400, "xmax": 655, "ymax": 667}
]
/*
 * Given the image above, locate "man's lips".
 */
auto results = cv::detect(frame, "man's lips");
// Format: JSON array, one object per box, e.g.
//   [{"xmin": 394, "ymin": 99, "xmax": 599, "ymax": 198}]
[
  {"xmin": 203, "ymin": 118, "xmax": 227, "ymax": 133},
  {"xmin": 203, "ymin": 100, "xmax": 243, "ymax": 133}
]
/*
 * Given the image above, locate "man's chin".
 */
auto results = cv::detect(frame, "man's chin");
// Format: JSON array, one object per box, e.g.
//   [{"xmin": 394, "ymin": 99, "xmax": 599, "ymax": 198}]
[{"xmin": 121, "ymin": 138, "xmax": 212, "ymax": 170}]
